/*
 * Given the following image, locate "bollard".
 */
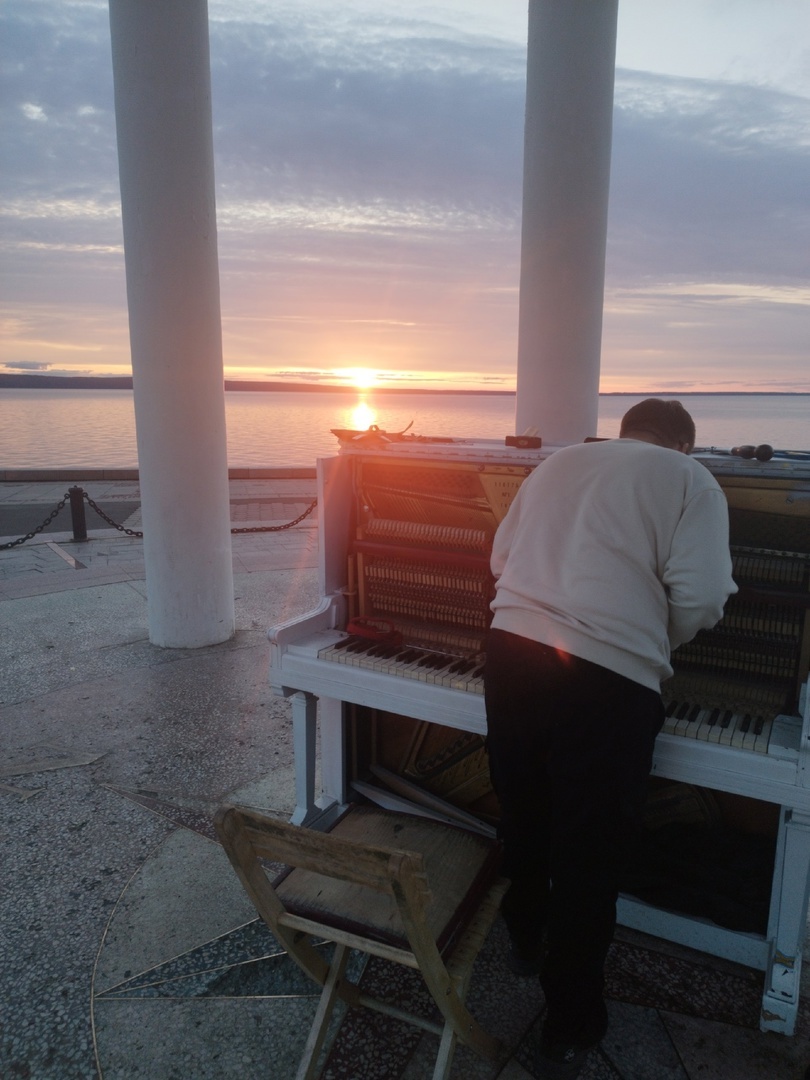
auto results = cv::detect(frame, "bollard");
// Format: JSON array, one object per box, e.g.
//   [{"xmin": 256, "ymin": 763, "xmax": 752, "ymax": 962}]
[{"xmin": 69, "ymin": 486, "xmax": 88, "ymax": 542}]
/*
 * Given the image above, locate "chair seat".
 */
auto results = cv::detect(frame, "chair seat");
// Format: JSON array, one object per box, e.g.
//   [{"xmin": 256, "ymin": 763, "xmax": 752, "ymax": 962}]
[
  {"xmin": 275, "ymin": 806, "xmax": 502, "ymax": 955},
  {"xmin": 215, "ymin": 801, "xmax": 508, "ymax": 1080}
]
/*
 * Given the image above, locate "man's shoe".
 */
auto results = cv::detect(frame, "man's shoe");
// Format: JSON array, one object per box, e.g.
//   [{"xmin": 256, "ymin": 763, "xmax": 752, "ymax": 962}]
[
  {"xmin": 535, "ymin": 1039, "xmax": 592, "ymax": 1079},
  {"xmin": 505, "ymin": 937, "xmax": 543, "ymax": 976}
]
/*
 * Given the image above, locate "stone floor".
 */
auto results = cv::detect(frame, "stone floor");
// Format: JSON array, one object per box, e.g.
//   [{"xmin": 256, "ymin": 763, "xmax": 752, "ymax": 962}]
[{"xmin": 2, "ymin": 475, "xmax": 809, "ymax": 1080}]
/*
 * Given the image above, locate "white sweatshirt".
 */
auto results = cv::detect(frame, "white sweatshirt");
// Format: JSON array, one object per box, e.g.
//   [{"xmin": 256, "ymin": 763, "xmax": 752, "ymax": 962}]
[{"xmin": 490, "ymin": 438, "xmax": 738, "ymax": 691}]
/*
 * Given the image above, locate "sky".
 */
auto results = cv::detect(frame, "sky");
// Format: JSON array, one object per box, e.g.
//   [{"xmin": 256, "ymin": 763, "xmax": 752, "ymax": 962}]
[{"xmin": 1, "ymin": 0, "xmax": 809, "ymax": 393}]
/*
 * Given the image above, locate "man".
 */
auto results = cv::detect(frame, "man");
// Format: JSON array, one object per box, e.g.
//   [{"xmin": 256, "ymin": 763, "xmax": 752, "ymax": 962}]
[{"xmin": 484, "ymin": 399, "xmax": 737, "ymax": 1079}]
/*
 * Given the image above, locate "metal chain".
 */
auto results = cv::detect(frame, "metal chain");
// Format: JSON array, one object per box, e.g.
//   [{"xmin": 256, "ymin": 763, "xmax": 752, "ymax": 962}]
[
  {"xmin": 231, "ymin": 498, "xmax": 317, "ymax": 533},
  {"xmin": 1, "ymin": 490, "xmax": 317, "ymax": 550},
  {"xmin": 0, "ymin": 492, "xmax": 71, "ymax": 550},
  {"xmin": 82, "ymin": 491, "xmax": 144, "ymax": 536}
]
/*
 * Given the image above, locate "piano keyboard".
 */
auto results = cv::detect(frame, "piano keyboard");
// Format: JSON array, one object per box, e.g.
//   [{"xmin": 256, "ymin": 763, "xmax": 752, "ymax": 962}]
[
  {"xmin": 318, "ymin": 635, "xmax": 485, "ymax": 694},
  {"xmin": 319, "ymin": 641, "xmax": 780, "ymax": 755},
  {"xmin": 319, "ymin": 639, "xmax": 789, "ymax": 752},
  {"xmin": 662, "ymin": 699, "xmax": 772, "ymax": 752}
]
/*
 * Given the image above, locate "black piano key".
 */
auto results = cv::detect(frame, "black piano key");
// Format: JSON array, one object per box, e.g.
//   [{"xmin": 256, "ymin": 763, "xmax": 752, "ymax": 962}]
[
  {"xmin": 423, "ymin": 653, "xmax": 451, "ymax": 669},
  {"xmin": 719, "ymin": 710, "xmax": 733, "ymax": 729},
  {"xmin": 332, "ymin": 636, "xmax": 355, "ymax": 651},
  {"xmin": 739, "ymin": 714, "xmax": 751, "ymax": 733},
  {"xmin": 754, "ymin": 716, "xmax": 765, "ymax": 735},
  {"xmin": 366, "ymin": 642, "xmax": 394, "ymax": 657},
  {"xmin": 706, "ymin": 708, "xmax": 720, "ymax": 728},
  {"xmin": 395, "ymin": 645, "xmax": 422, "ymax": 663},
  {"xmin": 345, "ymin": 637, "xmax": 371, "ymax": 653}
]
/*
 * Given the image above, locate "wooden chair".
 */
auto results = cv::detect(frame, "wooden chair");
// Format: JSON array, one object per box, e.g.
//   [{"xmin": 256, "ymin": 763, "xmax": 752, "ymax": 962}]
[{"xmin": 214, "ymin": 803, "xmax": 509, "ymax": 1080}]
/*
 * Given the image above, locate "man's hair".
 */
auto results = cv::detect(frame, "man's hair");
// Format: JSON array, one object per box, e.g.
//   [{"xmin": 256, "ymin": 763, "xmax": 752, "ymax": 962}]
[{"xmin": 619, "ymin": 398, "xmax": 696, "ymax": 449}]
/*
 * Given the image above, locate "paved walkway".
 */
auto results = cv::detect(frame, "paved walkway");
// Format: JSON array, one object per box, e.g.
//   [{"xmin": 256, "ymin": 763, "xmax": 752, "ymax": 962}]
[{"xmin": 1, "ymin": 476, "xmax": 808, "ymax": 1079}]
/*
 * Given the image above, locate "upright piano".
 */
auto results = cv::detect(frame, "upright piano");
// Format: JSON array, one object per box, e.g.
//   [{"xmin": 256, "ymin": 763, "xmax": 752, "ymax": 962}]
[{"xmin": 268, "ymin": 433, "xmax": 810, "ymax": 1035}]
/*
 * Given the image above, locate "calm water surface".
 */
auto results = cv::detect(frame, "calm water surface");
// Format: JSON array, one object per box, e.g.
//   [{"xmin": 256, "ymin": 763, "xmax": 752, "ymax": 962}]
[{"xmin": 1, "ymin": 389, "xmax": 807, "ymax": 468}]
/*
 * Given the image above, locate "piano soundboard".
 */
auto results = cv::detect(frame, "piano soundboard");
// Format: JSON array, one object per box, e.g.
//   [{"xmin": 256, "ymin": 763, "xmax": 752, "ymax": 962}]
[{"xmin": 269, "ymin": 436, "xmax": 810, "ymax": 1035}]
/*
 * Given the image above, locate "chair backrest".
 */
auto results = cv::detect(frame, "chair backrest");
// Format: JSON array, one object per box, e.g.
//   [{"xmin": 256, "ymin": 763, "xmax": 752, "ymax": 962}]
[
  {"xmin": 215, "ymin": 803, "xmax": 508, "ymax": 1076},
  {"xmin": 220, "ymin": 803, "xmax": 423, "ymax": 891},
  {"xmin": 215, "ymin": 804, "xmax": 500, "ymax": 959}
]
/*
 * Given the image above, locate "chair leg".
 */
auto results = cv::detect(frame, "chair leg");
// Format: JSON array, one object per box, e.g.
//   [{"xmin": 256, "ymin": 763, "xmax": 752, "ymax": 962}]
[
  {"xmin": 432, "ymin": 1022, "xmax": 458, "ymax": 1080},
  {"xmin": 295, "ymin": 943, "xmax": 352, "ymax": 1080},
  {"xmin": 430, "ymin": 966, "xmax": 500, "ymax": 1077}
]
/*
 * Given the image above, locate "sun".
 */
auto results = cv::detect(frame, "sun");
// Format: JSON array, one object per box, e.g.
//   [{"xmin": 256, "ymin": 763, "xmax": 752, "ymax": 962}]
[
  {"xmin": 344, "ymin": 367, "xmax": 377, "ymax": 391},
  {"xmin": 350, "ymin": 401, "xmax": 377, "ymax": 430}
]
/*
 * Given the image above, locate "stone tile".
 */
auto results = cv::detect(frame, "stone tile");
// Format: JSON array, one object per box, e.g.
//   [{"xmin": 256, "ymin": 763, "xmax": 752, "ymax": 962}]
[
  {"xmin": 93, "ymin": 829, "xmax": 257, "ymax": 994},
  {"xmin": 0, "ymin": 568, "xmax": 141, "ymax": 600},
  {"xmin": 661, "ymin": 1010, "xmax": 810, "ymax": 1079},
  {"xmin": 601, "ymin": 1000, "xmax": 688, "ymax": 1078},
  {"xmin": 233, "ymin": 550, "xmax": 318, "ymax": 574},
  {"xmin": 1, "ymin": 771, "xmax": 174, "ymax": 1080},
  {"xmin": 605, "ymin": 937, "xmax": 762, "ymax": 1028},
  {"xmin": 515, "ymin": 1013, "xmax": 620, "ymax": 1080},
  {"xmin": 494, "ymin": 1061, "xmax": 535, "ymax": 1080},
  {"xmin": 325, "ymin": 918, "xmax": 547, "ymax": 1080},
  {"xmin": 93, "ymin": 997, "xmax": 321, "ymax": 1080}
]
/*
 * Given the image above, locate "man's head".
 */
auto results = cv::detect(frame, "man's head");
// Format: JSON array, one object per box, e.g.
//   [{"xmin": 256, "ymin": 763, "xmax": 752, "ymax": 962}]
[{"xmin": 619, "ymin": 398, "xmax": 696, "ymax": 454}]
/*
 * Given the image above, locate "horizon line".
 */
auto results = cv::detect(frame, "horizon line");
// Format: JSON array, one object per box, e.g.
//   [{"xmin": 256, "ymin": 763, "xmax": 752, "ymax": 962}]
[{"xmin": 1, "ymin": 374, "xmax": 808, "ymax": 396}]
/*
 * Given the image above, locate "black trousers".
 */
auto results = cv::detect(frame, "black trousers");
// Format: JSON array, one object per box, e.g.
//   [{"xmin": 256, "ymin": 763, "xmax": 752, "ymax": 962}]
[{"xmin": 484, "ymin": 629, "xmax": 664, "ymax": 1045}]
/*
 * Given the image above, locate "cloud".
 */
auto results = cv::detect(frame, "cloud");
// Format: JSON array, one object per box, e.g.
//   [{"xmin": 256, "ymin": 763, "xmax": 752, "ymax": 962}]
[
  {"xmin": 2, "ymin": 359, "xmax": 51, "ymax": 371},
  {"xmin": 608, "ymin": 71, "xmax": 810, "ymax": 282},
  {"xmin": 0, "ymin": 1, "xmax": 808, "ymax": 388},
  {"xmin": 208, "ymin": 11, "xmax": 525, "ymax": 212}
]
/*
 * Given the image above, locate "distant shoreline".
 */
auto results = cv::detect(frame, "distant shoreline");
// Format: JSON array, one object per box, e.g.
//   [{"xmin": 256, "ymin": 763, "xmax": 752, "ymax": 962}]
[
  {"xmin": 0, "ymin": 374, "xmax": 807, "ymax": 396},
  {"xmin": 1, "ymin": 374, "xmax": 508, "ymax": 394}
]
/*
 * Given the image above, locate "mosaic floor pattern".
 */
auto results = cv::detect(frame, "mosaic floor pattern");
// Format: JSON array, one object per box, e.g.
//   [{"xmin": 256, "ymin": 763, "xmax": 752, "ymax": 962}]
[{"xmin": 89, "ymin": 793, "xmax": 810, "ymax": 1079}]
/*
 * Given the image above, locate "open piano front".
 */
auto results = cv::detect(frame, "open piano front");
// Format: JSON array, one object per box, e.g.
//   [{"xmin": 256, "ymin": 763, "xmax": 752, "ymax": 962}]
[{"xmin": 269, "ymin": 433, "xmax": 810, "ymax": 1036}]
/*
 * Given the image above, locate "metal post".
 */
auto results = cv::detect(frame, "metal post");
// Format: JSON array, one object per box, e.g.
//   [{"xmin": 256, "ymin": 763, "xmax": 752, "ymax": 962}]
[{"xmin": 69, "ymin": 486, "xmax": 88, "ymax": 542}]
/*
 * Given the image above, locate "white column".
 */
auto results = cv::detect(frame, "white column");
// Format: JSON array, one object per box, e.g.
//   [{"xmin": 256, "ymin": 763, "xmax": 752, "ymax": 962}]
[
  {"xmin": 515, "ymin": 0, "xmax": 619, "ymax": 445},
  {"xmin": 108, "ymin": 0, "xmax": 234, "ymax": 647}
]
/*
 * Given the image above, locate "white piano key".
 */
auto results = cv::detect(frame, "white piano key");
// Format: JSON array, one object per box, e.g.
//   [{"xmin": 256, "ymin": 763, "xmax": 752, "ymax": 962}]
[
  {"xmin": 753, "ymin": 717, "xmax": 773, "ymax": 754},
  {"xmin": 718, "ymin": 710, "xmax": 737, "ymax": 746},
  {"xmin": 742, "ymin": 714, "xmax": 760, "ymax": 752},
  {"xmin": 697, "ymin": 707, "xmax": 722, "ymax": 743},
  {"xmin": 662, "ymin": 700, "xmax": 680, "ymax": 735},
  {"xmin": 730, "ymin": 713, "xmax": 750, "ymax": 749},
  {"xmin": 674, "ymin": 702, "xmax": 696, "ymax": 737},
  {"xmin": 372, "ymin": 646, "xmax": 421, "ymax": 675},
  {"xmin": 356, "ymin": 643, "xmax": 406, "ymax": 670},
  {"xmin": 317, "ymin": 641, "xmax": 352, "ymax": 663},
  {"xmin": 450, "ymin": 663, "xmax": 485, "ymax": 694},
  {"xmin": 683, "ymin": 705, "xmax": 707, "ymax": 739},
  {"xmin": 423, "ymin": 661, "xmax": 464, "ymax": 686}
]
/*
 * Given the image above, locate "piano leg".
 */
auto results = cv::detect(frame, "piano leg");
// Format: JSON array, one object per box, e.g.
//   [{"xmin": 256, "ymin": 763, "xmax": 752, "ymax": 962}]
[
  {"xmin": 290, "ymin": 691, "xmax": 318, "ymax": 825},
  {"xmin": 761, "ymin": 808, "xmax": 810, "ymax": 1035}
]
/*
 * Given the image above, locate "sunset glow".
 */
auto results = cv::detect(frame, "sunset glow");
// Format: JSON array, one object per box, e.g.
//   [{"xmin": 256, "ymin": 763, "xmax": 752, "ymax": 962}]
[
  {"xmin": 350, "ymin": 400, "xmax": 377, "ymax": 430},
  {"xmin": 1, "ymin": 2, "xmax": 808, "ymax": 395},
  {"xmin": 343, "ymin": 368, "xmax": 378, "ymax": 391}
]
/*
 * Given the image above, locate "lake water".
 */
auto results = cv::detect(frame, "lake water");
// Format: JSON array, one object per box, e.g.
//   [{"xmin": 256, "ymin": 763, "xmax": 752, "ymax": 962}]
[{"xmin": 1, "ymin": 389, "xmax": 807, "ymax": 469}]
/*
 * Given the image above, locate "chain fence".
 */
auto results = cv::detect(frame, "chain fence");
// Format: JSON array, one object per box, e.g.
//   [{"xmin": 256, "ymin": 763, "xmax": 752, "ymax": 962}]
[{"xmin": 0, "ymin": 487, "xmax": 317, "ymax": 551}]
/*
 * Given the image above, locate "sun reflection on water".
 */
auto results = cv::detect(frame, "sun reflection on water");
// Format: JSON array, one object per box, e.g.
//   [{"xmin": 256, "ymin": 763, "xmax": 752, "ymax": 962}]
[{"xmin": 350, "ymin": 399, "xmax": 377, "ymax": 431}]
